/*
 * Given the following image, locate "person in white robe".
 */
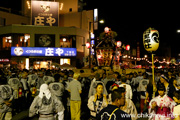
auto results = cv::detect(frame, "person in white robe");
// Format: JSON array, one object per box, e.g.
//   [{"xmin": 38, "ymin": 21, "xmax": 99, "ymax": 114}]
[
  {"xmin": 29, "ymin": 84, "xmax": 64, "ymax": 120},
  {"xmin": 87, "ymin": 82, "xmax": 108, "ymax": 119},
  {"xmin": 119, "ymin": 76, "xmax": 132, "ymax": 100}
]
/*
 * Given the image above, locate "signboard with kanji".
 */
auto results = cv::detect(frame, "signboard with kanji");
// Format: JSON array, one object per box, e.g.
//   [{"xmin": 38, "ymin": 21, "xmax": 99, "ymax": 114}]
[
  {"xmin": 11, "ymin": 47, "xmax": 77, "ymax": 57},
  {"xmin": 143, "ymin": 27, "xmax": 159, "ymax": 52},
  {"xmin": 31, "ymin": 1, "xmax": 59, "ymax": 26}
]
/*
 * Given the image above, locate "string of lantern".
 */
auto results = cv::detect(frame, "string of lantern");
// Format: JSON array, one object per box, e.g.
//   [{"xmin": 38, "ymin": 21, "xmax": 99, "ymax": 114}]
[{"xmin": 121, "ymin": 55, "xmax": 180, "ymax": 65}]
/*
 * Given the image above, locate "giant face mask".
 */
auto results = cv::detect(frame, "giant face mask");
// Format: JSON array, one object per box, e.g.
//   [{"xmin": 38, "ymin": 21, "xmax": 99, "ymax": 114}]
[{"xmin": 143, "ymin": 27, "xmax": 159, "ymax": 52}]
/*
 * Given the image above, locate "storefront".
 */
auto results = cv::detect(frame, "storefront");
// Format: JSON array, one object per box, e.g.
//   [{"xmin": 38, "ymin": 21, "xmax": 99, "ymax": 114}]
[
  {"xmin": 11, "ymin": 46, "xmax": 77, "ymax": 70},
  {"xmin": 0, "ymin": 59, "xmax": 10, "ymax": 68},
  {"xmin": 0, "ymin": 25, "xmax": 89, "ymax": 70}
]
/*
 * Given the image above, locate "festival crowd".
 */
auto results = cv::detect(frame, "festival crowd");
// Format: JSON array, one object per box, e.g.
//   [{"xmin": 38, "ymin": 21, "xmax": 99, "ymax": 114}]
[{"xmin": 0, "ymin": 67, "xmax": 180, "ymax": 120}]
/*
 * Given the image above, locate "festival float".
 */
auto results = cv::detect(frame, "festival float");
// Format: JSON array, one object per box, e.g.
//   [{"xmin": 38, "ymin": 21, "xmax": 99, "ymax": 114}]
[{"xmin": 95, "ymin": 27, "xmax": 123, "ymax": 70}]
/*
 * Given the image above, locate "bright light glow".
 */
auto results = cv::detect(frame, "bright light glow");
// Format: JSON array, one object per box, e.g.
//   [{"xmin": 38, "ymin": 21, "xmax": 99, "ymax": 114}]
[
  {"xmin": 117, "ymin": 41, "xmax": 122, "ymax": 47},
  {"xmin": 62, "ymin": 38, "xmax": 66, "ymax": 42},
  {"xmin": 97, "ymin": 55, "xmax": 101, "ymax": 59},
  {"xmin": 177, "ymin": 30, "xmax": 180, "ymax": 33},
  {"xmin": 27, "ymin": 1, "xmax": 31, "ymax": 9},
  {"xmin": 60, "ymin": 58, "xmax": 70, "ymax": 65},
  {"xmin": 126, "ymin": 45, "xmax": 130, "ymax": 51},
  {"xmin": 59, "ymin": 3, "xmax": 63, "ymax": 10},
  {"xmin": 86, "ymin": 42, "xmax": 90, "ymax": 48},
  {"xmin": 94, "ymin": 9, "xmax": 98, "ymax": 22},
  {"xmin": 104, "ymin": 27, "xmax": 109, "ymax": 33},
  {"xmin": 94, "ymin": 9, "xmax": 98, "ymax": 17},
  {"xmin": 91, "ymin": 33, "xmax": 95, "ymax": 39},
  {"xmin": 25, "ymin": 58, "xmax": 29, "ymax": 70},
  {"xmin": 6, "ymin": 36, "xmax": 11, "ymax": 39},
  {"xmin": 9, "ymin": 40, "xmax": 12, "ymax": 43},
  {"xmin": 25, "ymin": 34, "xmax": 30, "ymax": 40},
  {"xmin": 158, "ymin": 66, "xmax": 162, "ymax": 69},
  {"xmin": 144, "ymin": 55, "xmax": 147, "ymax": 58},
  {"xmin": 99, "ymin": 20, "xmax": 104, "ymax": 24},
  {"xmin": 40, "ymin": 62, "xmax": 47, "ymax": 68}
]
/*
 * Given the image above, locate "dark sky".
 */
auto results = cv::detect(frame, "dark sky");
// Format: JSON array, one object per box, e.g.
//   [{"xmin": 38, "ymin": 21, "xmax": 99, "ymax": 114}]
[
  {"xmin": 84, "ymin": 1, "xmax": 180, "ymax": 58},
  {"xmin": 0, "ymin": 1, "xmax": 21, "ymax": 11},
  {"xmin": 1, "ymin": 0, "xmax": 180, "ymax": 58}
]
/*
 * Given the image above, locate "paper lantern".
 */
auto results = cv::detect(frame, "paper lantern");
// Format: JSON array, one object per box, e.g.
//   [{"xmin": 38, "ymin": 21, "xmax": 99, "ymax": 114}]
[
  {"xmin": 117, "ymin": 41, "xmax": 122, "ymax": 47},
  {"xmin": 126, "ymin": 45, "xmax": 130, "ymax": 51},
  {"xmin": 143, "ymin": 27, "xmax": 159, "ymax": 52},
  {"xmin": 86, "ymin": 42, "xmax": 90, "ymax": 48},
  {"xmin": 104, "ymin": 27, "xmax": 109, "ymax": 33}
]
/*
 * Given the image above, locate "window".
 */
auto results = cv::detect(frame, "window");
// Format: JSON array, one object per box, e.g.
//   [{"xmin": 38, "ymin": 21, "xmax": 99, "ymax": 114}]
[
  {"xmin": 0, "ymin": 17, "xmax": 5, "ymax": 26},
  {"xmin": 2, "ymin": 36, "xmax": 12, "ymax": 50},
  {"xmin": 18, "ymin": 34, "xmax": 30, "ymax": 47},
  {"xmin": 60, "ymin": 35, "xmax": 73, "ymax": 48},
  {"xmin": 1, "ymin": 34, "xmax": 30, "ymax": 50},
  {"xmin": 60, "ymin": 58, "xmax": 70, "ymax": 65},
  {"xmin": 18, "ymin": 35, "xmax": 30, "ymax": 47}
]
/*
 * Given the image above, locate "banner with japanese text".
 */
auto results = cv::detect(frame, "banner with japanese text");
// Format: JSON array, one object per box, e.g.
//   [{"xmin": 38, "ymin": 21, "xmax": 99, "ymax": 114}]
[
  {"xmin": 31, "ymin": 1, "xmax": 59, "ymax": 26},
  {"xmin": 11, "ymin": 47, "xmax": 77, "ymax": 57}
]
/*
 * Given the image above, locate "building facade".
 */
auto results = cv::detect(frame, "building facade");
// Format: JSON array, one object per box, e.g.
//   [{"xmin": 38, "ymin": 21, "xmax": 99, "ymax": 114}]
[{"xmin": 0, "ymin": 0, "xmax": 94, "ymax": 69}]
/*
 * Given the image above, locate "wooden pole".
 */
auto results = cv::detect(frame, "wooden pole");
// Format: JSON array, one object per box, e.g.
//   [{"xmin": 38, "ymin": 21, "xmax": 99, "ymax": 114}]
[
  {"xmin": 152, "ymin": 54, "xmax": 154, "ymax": 84},
  {"xmin": 152, "ymin": 53, "xmax": 156, "ymax": 98}
]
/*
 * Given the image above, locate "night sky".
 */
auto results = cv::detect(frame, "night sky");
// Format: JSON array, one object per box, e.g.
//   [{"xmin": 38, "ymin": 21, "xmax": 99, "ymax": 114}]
[
  {"xmin": 84, "ymin": 1, "xmax": 180, "ymax": 58},
  {"xmin": 1, "ymin": 0, "xmax": 180, "ymax": 58}
]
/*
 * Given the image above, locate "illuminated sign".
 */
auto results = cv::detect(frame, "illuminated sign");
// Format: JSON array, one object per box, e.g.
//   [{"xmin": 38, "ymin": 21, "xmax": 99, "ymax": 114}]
[
  {"xmin": 94, "ymin": 8, "xmax": 98, "ymax": 30},
  {"xmin": 11, "ymin": 47, "xmax": 77, "ymax": 57},
  {"xmin": 0, "ymin": 59, "xmax": 9, "ymax": 62},
  {"xmin": 143, "ymin": 27, "xmax": 159, "ymax": 52},
  {"xmin": 31, "ymin": 1, "xmax": 59, "ymax": 26}
]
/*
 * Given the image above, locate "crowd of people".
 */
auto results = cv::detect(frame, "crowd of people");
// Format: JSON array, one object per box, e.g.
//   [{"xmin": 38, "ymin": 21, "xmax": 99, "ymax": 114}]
[{"xmin": 0, "ymin": 67, "xmax": 180, "ymax": 120}]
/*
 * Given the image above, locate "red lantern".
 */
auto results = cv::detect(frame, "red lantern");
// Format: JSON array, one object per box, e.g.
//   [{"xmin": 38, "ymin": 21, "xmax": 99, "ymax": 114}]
[
  {"xmin": 117, "ymin": 41, "xmax": 122, "ymax": 47},
  {"xmin": 104, "ymin": 27, "xmax": 109, "ymax": 33},
  {"xmin": 86, "ymin": 42, "xmax": 90, "ymax": 48},
  {"xmin": 126, "ymin": 45, "xmax": 130, "ymax": 51}
]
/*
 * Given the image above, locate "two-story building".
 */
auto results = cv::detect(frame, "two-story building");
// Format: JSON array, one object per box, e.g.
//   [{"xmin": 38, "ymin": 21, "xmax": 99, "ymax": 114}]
[{"xmin": 0, "ymin": 0, "xmax": 95, "ymax": 69}]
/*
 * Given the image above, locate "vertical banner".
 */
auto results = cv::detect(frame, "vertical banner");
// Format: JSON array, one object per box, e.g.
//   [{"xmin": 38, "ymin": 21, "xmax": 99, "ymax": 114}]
[
  {"xmin": 94, "ymin": 8, "xmax": 98, "ymax": 30},
  {"xmin": 31, "ymin": 1, "xmax": 59, "ymax": 26},
  {"xmin": 137, "ymin": 42, "xmax": 140, "ymax": 58}
]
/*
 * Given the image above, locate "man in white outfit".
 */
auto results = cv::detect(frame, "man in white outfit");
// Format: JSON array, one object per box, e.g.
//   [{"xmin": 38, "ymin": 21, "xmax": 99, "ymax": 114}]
[
  {"xmin": 119, "ymin": 76, "xmax": 132, "ymax": 100},
  {"xmin": 29, "ymin": 84, "xmax": 64, "ymax": 120}
]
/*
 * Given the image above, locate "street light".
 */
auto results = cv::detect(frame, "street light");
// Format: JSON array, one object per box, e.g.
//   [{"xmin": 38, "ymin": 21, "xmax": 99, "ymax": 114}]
[
  {"xmin": 99, "ymin": 19, "xmax": 104, "ymax": 24},
  {"xmin": 63, "ymin": 38, "xmax": 66, "ymax": 42}
]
